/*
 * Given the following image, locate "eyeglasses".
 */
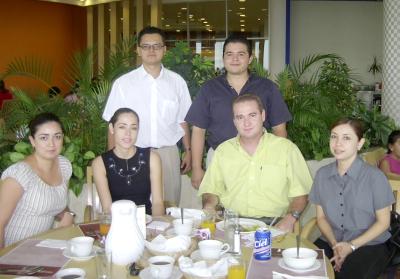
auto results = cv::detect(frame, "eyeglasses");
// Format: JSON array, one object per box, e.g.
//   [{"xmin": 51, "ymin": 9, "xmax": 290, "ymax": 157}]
[{"xmin": 139, "ymin": 44, "xmax": 164, "ymax": 51}]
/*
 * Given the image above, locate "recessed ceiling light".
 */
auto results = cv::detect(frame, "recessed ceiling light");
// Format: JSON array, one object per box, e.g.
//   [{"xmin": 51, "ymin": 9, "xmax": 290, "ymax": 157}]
[
  {"xmin": 181, "ymin": 7, "xmax": 187, "ymax": 10},
  {"xmin": 240, "ymin": 24, "xmax": 245, "ymax": 27},
  {"xmin": 176, "ymin": 29, "xmax": 181, "ymax": 32},
  {"xmin": 241, "ymin": 28, "xmax": 245, "ymax": 32},
  {"xmin": 240, "ymin": 7, "xmax": 245, "ymax": 10},
  {"xmin": 200, "ymin": 18, "xmax": 205, "ymax": 21},
  {"xmin": 203, "ymin": 21, "xmax": 208, "ymax": 24},
  {"xmin": 257, "ymin": 18, "xmax": 261, "ymax": 21},
  {"xmin": 182, "ymin": 21, "xmax": 186, "ymax": 24},
  {"xmin": 205, "ymin": 24, "xmax": 210, "ymax": 27},
  {"xmin": 165, "ymin": 24, "xmax": 170, "ymax": 27},
  {"xmin": 239, "ymin": 0, "xmax": 246, "ymax": 2},
  {"xmin": 189, "ymin": 14, "xmax": 194, "ymax": 18},
  {"xmin": 240, "ymin": 19, "xmax": 245, "ymax": 22},
  {"xmin": 240, "ymin": 14, "xmax": 246, "ymax": 17}
]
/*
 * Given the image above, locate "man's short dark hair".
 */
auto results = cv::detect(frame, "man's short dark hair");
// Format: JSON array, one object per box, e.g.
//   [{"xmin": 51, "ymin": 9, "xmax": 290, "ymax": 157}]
[
  {"xmin": 223, "ymin": 34, "xmax": 252, "ymax": 57},
  {"xmin": 138, "ymin": 26, "xmax": 166, "ymax": 45}
]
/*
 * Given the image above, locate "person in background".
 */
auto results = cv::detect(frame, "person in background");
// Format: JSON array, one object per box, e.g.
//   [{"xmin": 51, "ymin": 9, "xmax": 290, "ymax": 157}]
[
  {"xmin": 93, "ymin": 108, "xmax": 164, "ymax": 216},
  {"xmin": 185, "ymin": 34, "xmax": 292, "ymax": 189},
  {"xmin": 102, "ymin": 26, "xmax": 192, "ymax": 206},
  {"xmin": 379, "ymin": 130, "xmax": 400, "ymax": 179},
  {"xmin": 0, "ymin": 113, "xmax": 74, "ymax": 249},
  {"xmin": 199, "ymin": 94, "xmax": 311, "ymax": 232},
  {"xmin": 0, "ymin": 80, "xmax": 13, "ymax": 109},
  {"xmin": 309, "ymin": 118, "xmax": 393, "ymax": 279}
]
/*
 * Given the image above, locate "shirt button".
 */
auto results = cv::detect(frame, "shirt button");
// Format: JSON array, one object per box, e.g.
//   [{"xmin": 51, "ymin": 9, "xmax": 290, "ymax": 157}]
[
  {"xmin": 341, "ymin": 225, "xmax": 343, "ymax": 228},
  {"xmin": 341, "ymin": 213, "xmax": 344, "ymax": 217},
  {"xmin": 339, "ymin": 192, "xmax": 342, "ymax": 195},
  {"xmin": 340, "ymin": 203, "xmax": 343, "ymax": 206}
]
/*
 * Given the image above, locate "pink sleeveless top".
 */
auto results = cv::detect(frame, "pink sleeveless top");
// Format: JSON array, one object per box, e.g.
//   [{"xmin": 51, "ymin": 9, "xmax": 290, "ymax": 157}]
[{"xmin": 382, "ymin": 154, "xmax": 400, "ymax": 175}]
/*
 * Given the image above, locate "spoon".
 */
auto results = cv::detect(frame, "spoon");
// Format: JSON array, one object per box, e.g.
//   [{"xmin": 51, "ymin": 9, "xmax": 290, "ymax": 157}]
[
  {"xmin": 296, "ymin": 234, "xmax": 301, "ymax": 258},
  {"xmin": 181, "ymin": 207, "xmax": 184, "ymax": 224}
]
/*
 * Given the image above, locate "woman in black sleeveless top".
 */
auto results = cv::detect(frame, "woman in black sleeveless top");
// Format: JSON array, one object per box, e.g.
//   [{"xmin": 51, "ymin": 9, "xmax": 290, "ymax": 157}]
[{"xmin": 92, "ymin": 108, "xmax": 164, "ymax": 216}]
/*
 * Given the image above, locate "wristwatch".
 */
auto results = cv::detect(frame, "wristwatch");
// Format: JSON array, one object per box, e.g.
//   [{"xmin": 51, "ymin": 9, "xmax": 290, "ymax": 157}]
[{"xmin": 291, "ymin": 210, "xmax": 301, "ymax": 220}]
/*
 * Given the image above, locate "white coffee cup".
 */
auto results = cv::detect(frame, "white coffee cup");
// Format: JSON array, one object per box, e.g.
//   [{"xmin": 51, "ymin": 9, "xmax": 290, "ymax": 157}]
[
  {"xmin": 173, "ymin": 218, "xmax": 194, "ymax": 236},
  {"xmin": 67, "ymin": 236, "xmax": 94, "ymax": 257},
  {"xmin": 148, "ymin": 255, "xmax": 175, "ymax": 279},
  {"xmin": 198, "ymin": 239, "xmax": 230, "ymax": 260}
]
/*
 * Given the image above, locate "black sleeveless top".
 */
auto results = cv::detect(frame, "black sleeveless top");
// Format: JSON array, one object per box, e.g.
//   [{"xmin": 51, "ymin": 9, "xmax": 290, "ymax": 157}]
[{"xmin": 101, "ymin": 147, "xmax": 152, "ymax": 215}]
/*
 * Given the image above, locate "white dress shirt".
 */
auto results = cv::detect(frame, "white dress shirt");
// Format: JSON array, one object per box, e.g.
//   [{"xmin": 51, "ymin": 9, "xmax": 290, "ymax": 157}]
[{"xmin": 103, "ymin": 65, "xmax": 192, "ymax": 148}]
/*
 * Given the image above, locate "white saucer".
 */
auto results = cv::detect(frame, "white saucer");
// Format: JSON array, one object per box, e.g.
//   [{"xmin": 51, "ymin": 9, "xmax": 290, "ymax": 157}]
[
  {"xmin": 139, "ymin": 266, "xmax": 182, "ymax": 279},
  {"xmin": 62, "ymin": 246, "xmax": 98, "ymax": 261},
  {"xmin": 278, "ymin": 258, "xmax": 321, "ymax": 273},
  {"xmin": 55, "ymin": 268, "xmax": 86, "ymax": 278},
  {"xmin": 190, "ymin": 249, "xmax": 230, "ymax": 262},
  {"xmin": 165, "ymin": 228, "xmax": 196, "ymax": 237}
]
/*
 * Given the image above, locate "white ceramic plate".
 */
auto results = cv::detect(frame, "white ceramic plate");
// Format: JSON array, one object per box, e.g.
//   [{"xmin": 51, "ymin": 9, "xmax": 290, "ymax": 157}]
[
  {"xmin": 146, "ymin": 214, "xmax": 152, "ymax": 224},
  {"xmin": 55, "ymin": 268, "xmax": 86, "ymax": 278},
  {"xmin": 139, "ymin": 266, "xmax": 183, "ymax": 279},
  {"xmin": 190, "ymin": 249, "xmax": 230, "ymax": 262},
  {"xmin": 62, "ymin": 246, "xmax": 99, "ymax": 261},
  {"xmin": 278, "ymin": 258, "xmax": 321, "ymax": 273},
  {"xmin": 216, "ymin": 218, "xmax": 267, "ymax": 234}
]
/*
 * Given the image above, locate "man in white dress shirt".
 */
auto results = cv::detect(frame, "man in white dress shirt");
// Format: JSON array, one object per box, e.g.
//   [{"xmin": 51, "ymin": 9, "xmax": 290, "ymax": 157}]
[{"xmin": 102, "ymin": 26, "xmax": 192, "ymax": 206}]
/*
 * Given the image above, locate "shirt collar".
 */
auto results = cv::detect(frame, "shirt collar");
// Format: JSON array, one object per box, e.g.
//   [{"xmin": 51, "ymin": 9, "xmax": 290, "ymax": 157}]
[
  {"xmin": 328, "ymin": 156, "xmax": 364, "ymax": 179},
  {"xmin": 138, "ymin": 64, "xmax": 165, "ymax": 79},
  {"xmin": 234, "ymin": 129, "xmax": 268, "ymax": 149}
]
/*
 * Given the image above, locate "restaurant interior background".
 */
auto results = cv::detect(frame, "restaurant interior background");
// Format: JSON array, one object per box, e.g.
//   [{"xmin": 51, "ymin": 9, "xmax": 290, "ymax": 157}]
[{"xmin": 0, "ymin": 0, "xmax": 383, "ymax": 95}]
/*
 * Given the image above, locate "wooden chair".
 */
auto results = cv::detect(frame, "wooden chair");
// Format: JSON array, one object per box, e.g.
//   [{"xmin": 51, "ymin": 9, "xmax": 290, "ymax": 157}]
[{"xmin": 361, "ymin": 147, "xmax": 386, "ymax": 167}]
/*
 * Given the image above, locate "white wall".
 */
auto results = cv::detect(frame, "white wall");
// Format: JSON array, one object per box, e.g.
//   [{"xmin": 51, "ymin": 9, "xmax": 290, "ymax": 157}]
[{"xmin": 291, "ymin": 1, "xmax": 382, "ymax": 85}]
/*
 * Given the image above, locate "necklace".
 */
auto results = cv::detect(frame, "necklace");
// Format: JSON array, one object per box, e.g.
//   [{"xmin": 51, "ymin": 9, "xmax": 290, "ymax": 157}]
[{"xmin": 107, "ymin": 152, "xmax": 146, "ymax": 185}]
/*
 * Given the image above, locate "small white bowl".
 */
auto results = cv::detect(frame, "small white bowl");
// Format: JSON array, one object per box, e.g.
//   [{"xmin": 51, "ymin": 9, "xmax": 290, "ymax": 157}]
[
  {"xmin": 55, "ymin": 268, "xmax": 86, "ymax": 279},
  {"xmin": 282, "ymin": 247, "xmax": 318, "ymax": 269}
]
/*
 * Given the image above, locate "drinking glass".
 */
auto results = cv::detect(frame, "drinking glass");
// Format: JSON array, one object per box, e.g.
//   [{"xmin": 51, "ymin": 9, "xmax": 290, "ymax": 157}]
[
  {"xmin": 99, "ymin": 213, "xmax": 111, "ymax": 237},
  {"xmin": 95, "ymin": 248, "xmax": 112, "ymax": 279},
  {"xmin": 200, "ymin": 211, "xmax": 216, "ymax": 235},
  {"xmin": 224, "ymin": 209, "xmax": 239, "ymax": 251},
  {"xmin": 228, "ymin": 256, "xmax": 246, "ymax": 279}
]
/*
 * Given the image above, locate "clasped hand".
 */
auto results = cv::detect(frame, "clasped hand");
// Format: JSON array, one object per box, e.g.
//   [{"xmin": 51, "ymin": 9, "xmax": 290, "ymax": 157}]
[{"xmin": 330, "ymin": 242, "xmax": 353, "ymax": 272}]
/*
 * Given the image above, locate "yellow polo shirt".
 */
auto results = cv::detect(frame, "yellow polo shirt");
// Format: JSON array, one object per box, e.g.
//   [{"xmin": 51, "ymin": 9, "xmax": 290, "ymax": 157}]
[{"xmin": 198, "ymin": 132, "xmax": 313, "ymax": 218}]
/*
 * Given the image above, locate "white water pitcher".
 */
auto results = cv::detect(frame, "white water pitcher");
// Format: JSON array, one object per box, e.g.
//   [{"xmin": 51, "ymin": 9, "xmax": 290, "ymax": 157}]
[{"xmin": 105, "ymin": 200, "xmax": 145, "ymax": 265}]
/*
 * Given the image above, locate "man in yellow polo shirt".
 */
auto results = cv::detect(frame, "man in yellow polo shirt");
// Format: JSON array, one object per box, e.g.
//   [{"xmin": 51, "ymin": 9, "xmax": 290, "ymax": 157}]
[{"xmin": 198, "ymin": 94, "xmax": 312, "ymax": 232}]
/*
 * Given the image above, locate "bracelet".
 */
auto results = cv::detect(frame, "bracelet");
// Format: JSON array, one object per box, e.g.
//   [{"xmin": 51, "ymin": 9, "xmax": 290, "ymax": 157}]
[
  {"xmin": 65, "ymin": 211, "xmax": 76, "ymax": 218},
  {"xmin": 349, "ymin": 242, "xmax": 356, "ymax": 252}
]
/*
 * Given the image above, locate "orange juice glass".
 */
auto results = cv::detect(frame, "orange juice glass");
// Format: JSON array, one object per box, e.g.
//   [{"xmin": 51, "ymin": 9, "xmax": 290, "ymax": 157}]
[
  {"xmin": 200, "ymin": 212, "xmax": 216, "ymax": 234},
  {"xmin": 99, "ymin": 213, "xmax": 111, "ymax": 236},
  {"xmin": 228, "ymin": 257, "xmax": 246, "ymax": 279}
]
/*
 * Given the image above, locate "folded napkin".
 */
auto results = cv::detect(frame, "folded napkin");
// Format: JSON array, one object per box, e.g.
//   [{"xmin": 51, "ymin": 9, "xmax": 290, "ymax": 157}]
[
  {"xmin": 178, "ymin": 255, "xmax": 230, "ymax": 278},
  {"xmin": 166, "ymin": 207, "xmax": 205, "ymax": 221},
  {"xmin": 36, "ymin": 239, "xmax": 68, "ymax": 249},
  {"xmin": 145, "ymin": 234, "xmax": 191, "ymax": 253},
  {"xmin": 272, "ymin": 271, "xmax": 328, "ymax": 279},
  {"xmin": 146, "ymin": 220, "xmax": 170, "ymax": 231}
]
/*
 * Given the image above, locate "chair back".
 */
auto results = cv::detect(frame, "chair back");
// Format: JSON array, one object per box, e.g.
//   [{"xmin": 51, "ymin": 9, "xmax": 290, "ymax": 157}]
[
  {"xmin": 390, "ymin": 179, "xmax": 400, "ymax": 213},
  {"xmin": 84, "ymin": 166, "xmax": 103, "ymax": 222},
  {"xmin": 361, "ymin": 147, "xmax": 387, "ymax": 167}
]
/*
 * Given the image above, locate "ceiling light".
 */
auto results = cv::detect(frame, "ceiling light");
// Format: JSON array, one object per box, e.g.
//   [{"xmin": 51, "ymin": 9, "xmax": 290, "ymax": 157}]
[
  {"xmin": 257, "ymin": 18, "xmax": 261, "ymax": 21},
  {"xmin": 181, "ymin": 7, "xmax": 187, "ymax": 10},
  {"xmin": 228, "ymin": 9, "xmax": 232, "ymax": 12},
  {"xmin": 240, "ymin": 19, "xmax": 245, "ymax": 22},
  {"xmin": 241, "ymin": 28, "xmax": 245, "ymax": 32},
  {"xmin": 200, "ymin": 18, "xmax": 205, "ymax": 21},
  {"xmin": 239, "ymin": 0, "xmax": 246, "ymax": 2},
  {"xmin": 205, "ymin": 24, "xmax": 210, "ymax": 27},
  {"xmin": 182, "ymin": 21, "xmax": 186, "ymax": 24},
  {"xmin": 189, "ymin": 14, "xmax": 194, "ymax": 18},
  {"xmin": 240, "ymin": 7, "xmax": 245, "ymax": 10},
  {"xmin": 203, "ymin": 21, "xmax": 208, "ymax": 24},
  {"xmin": 240, "ymin": 24, "xmax": 245, "ymax": 27},
  {"xmin": 240, "ymin": 14, "xmax": 246, "ymax": 17},
  {"xmin": 176, "ymin": 29, "xmax": 181, "ymax": 32},
  {"xmin": 165, "ymin": 24, "xmax": 170, "ymax": 27}
]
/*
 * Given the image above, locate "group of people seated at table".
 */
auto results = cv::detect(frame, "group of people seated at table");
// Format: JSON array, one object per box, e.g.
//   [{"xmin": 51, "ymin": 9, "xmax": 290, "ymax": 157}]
[{"xmin": 0, "ymin": 30, "xmax": 400, "ymax": 279}]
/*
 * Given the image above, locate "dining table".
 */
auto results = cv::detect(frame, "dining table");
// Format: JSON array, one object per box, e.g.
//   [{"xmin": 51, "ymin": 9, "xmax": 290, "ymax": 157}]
[{"xmin": 0, "ymin": 216, "xmax": 335, "ymax": 278}]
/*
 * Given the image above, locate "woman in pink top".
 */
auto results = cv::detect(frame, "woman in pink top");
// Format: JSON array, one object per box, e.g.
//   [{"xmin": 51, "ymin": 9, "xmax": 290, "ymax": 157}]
[{"xmin": 380, "ymin": 130, "xmax": 400, "ymax": 179}]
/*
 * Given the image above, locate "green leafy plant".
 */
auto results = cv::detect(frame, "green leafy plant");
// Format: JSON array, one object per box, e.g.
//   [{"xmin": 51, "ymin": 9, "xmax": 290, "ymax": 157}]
[
  {"xmin": 0, "ymin": 37, "xmax": 137, "ymax": 195},
  {"xmin": 368, "ymin": 56, "xmax": 382, "ymax": 76}
]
